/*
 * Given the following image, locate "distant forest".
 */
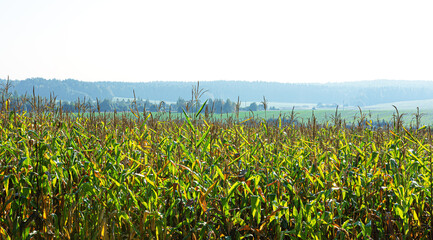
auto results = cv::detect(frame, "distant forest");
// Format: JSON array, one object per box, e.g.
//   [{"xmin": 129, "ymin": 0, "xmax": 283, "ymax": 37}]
[
  {"xmin": 4, "ymin": 94, "xmax": 258, "ymax": 114},
  {"xmin": 3, "ymin": 78, "xmax": 433, "ymax": 108}
]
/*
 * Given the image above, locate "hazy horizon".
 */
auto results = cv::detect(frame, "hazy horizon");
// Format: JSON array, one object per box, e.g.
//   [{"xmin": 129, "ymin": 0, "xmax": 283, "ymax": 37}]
[
  {"xmin": 2, "ymin": 1, "xmax": 433, "ymax": 83},
  {"xmin": 3, "ymin": 77, "xmax": 433, "ymax": 85}
]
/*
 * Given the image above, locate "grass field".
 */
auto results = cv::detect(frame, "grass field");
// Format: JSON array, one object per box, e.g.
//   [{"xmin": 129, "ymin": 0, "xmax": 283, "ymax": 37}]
[
  {"xmin": 2, "ymin": 99, "xmax": 433, "ymax": 239},
  {"xmin": 106, "ymin": 107, "xmax": 433, "ymax": 126}
]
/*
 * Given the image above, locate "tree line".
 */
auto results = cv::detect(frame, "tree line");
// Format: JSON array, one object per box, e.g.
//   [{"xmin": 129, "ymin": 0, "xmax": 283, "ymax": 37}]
[
  {"xmin": 2, "ymin": 94, "xmax": 270, "ymax": 114},
  {"xmin": 4, "ymin": 78, "xmax": 433, "ymax": 107}
]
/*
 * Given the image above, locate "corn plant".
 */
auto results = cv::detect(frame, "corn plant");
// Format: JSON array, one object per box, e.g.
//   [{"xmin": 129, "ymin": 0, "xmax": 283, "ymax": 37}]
[{"xmin": 1, "ymin": 94, "xmax": 433, "ymax": 239}]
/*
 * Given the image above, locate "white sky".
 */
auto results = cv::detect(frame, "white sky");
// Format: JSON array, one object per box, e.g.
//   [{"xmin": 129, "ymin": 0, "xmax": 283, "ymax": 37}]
[{"xmin": 1, "ymin": 0, "xmax": 433, "ymax": 83}]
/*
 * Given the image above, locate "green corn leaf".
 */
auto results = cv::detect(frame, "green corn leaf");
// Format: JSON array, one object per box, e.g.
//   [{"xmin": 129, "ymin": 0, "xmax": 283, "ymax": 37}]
[
  {"xmin": 195, "ymin": 100, "xmax": 208, "ymax": 118},
  {"xmin": 182, "ymin": 109, "xmax": 195, "ymax": 133},
  {"xmin": 251, "ymin": 195, "xmax": 261, "ymax": 226}
]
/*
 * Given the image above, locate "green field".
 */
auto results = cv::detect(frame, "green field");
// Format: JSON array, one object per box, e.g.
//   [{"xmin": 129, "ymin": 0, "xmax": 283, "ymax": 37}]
[
  {"xmin": 99, "ymin": 107, "xmax": 433, "ymax": 126},
  {"xmin": 252, "ymin": 108, "xmax": 433, "ymax": 126},
  {"xmin": 2, "ymin": 101, "xmax": 433, "ymax": 239}
]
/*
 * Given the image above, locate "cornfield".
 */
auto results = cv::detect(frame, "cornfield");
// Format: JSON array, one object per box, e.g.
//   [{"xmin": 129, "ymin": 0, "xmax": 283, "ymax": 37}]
[{"xmin": 1, "ymin": 96, "xmax": 433, "ymax": 239}]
